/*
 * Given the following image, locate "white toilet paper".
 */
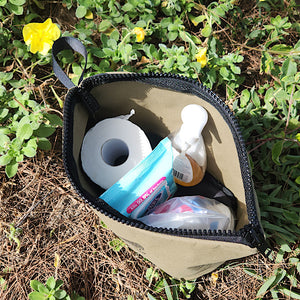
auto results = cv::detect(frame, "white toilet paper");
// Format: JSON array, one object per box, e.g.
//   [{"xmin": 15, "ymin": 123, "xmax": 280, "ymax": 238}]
[{"xmin": 81, "ymin": 117, "xmax": 152, "ymax": 190}]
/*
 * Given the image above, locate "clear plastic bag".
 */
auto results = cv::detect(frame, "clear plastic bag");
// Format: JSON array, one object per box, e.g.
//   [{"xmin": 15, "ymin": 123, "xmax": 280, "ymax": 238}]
[{"xmin": 138, "ymin": 196, "xmax": 235, "ymax": 231}]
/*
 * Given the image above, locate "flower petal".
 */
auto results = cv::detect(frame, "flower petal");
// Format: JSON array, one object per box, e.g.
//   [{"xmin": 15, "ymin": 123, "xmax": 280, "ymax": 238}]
[
  {"xmin": 195, "ymin": 47, "xmax": 208, "ymax": 67},
  {"xmin": 22, "ymin": 18, "xmax": 61, "ymax": 55},
  {"xmin": 133, "ymin": 27, "xmax": 145, "ymax": 43}
]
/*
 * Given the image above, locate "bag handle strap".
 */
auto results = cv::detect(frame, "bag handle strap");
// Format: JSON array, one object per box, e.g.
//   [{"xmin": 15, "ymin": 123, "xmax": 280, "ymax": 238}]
[
  {"xmin": 52, "ymin": 36, "xmax": 87, "ymax": 89},
  {"xmin": 52, "ymin": 37, "xmax": 100, "ymax": 116}
]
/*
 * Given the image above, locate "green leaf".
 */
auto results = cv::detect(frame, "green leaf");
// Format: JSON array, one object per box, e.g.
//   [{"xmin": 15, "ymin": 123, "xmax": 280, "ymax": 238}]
[
  {"xmin": 0, "ymin": 277, "xmax": 7, "ymax": 291},
  {"xmin": 30, "ymin": 280, "xmax": 43, "ymax": 292},
  {"xmin": 38, "ymin": 284, "xmax": 50, "ymax": 294},
  {"xmin": 272, "ymin": 140, "xmax": 284, "ymax": 165},
  {"xmin": 9, "ymin": 0, "xmax": 25, "ymax": 5},
  {"xmin": 44, "ymin": 114, "xmax": 63, "ymax": 127},
  {"xmin": 54, "ymin": 289, "xmax": 67, "ymax": 299},
  {"xmin": 177, "ymin": 55, "xmax": 187, "ymax": 65},
  {"xmin": 240, "ymin": 89, "xmax": 250, "ymax": 108},
  {"xmin": 15, "ymin": 153, "xmax": 24, "ymax": 162},
  {"xmin": 220, "ymin": 67, "xmax": 230, "ymax": 80},
  {"xmin": 271, "ymin": 44, "xmax": 293, "ymax": 53},
  {"xmin": 201, "ymin": 23, "xmax": 212, "ymax": 37},
  {"xmin": 76, "ymin": 5, "xmax": 87, "ymax": 19},
  {"xmin": 19, "ymin": 116, "xmax": 30, "ymax": 127},
  {"xmin": 0, "ymin": 127, "xmax": 10, "ymax": 135},
  {"xmin": 147, "ymin": 293, "xmax": 157, "ymax": 300},
  {"xmin": 108, "ymin": 239, "xmax": 125, "ymax": 252},
  {"xmin": 55, "ymin": 279, "xmax": 64, "ymax": 290},
  {"xmin": 34, "ymin": 124, "xmax": 56, "ymax": 138},
  {"xmin": 26, "ymin": 138, "xmax": 38, "ymax": 149},
  {"xmin": 168, "ymin": 31, "xmax": 178, "ymax": 41},
  {"xmin": 251, "ymin": 91, "xmax": 260, "ymax": 108},
  {"xmin": 0, "ymin": 0, "xmax": 7, "ymax": 6},
  {"xmin": 99, "ymin": 20, "xmax": 111, "ymax": 32},
  {"xmin": 260, "ymin": 51, "xmax": 274, "ymax": 74},
  {"xmin": 281, "ymin": 58, "xmax": 297, "ymax": 78},
  {"xmin": 270, "ymin": 289, "xmax": 279, "ymax": 300},
  {"xmin": 185, "ymin": 281, "xmax": 196, "ymax": 292},
  {"xmin": 46, "ymin": 277, "xmax": 56, "ymax": 290},
  {"xmin": 249, "ymin": 29, "xmax": 264, "ymax": 39},
  {"xmin": 122, "ymin": 2, "xmax": 133, "ymax": 11},
  {"xmin": 257, "ymin": 275, "xmax": 276, "ymax": 297},
  {"xmin": 110, "ymin": 29, "xmax": 119, "ymax": 41},
  {"xmin": 230, "ymin": 64, "xmax": 241, "ymax": 75},
  {"xmin": 279, "ymin": 287, "xmax": 300, "ymax": 299},
  {"xmin": 145, "ymin": 268, "xmax": 154, "ymax": 281},
  {"xmin": 168, "ymin": 24, "xmax": 179, "ymax": 31},
  {"xmin": 243, "ymin": 268, "xmax": 263, "ymax": 281},
  {"xmin": 37, "ymin": 138, "xmax": 51, "ymax": 151},
  {"xmin": 170, "ymin": 279, "xmax": 179, "ymax": 300},
  {"xmin": 164, "ymin": 57, "xmax": 175, "ymax": 69},
  {"xmin": 5, "ymin": 162, "xmax": 18, "ymax": 178},
  {"xmin": 163, "ymin": 279, "xmax": 173, "ymax": 300},
  {"xmin": 0, "ymin": 154, "xmax": 12, "ymax": 166},
  {"xmin": 16, "ymin": 123, "xmax": 33, "ymax": 141},
  {"xmin": 22, "ymin": 146, "xmax": 36, "ymax": 157},
  {"xmin": 272, "ymin": 269, "xmax": 287, "ymax": 287},
  {"xmin": 189, "ymin": 14, "xmax": 206, "ymax": 26},
  {"xmin": 262, "ymin": 221, "xmax": 295, "ymax": 239},
  {"xmin": 280, "ymin": 243, "xmax": 292, "ymax": 252},
  {"xmin": 0, "ymin": 108, "xmax": 9, "ymax": 120},
  {"xmin": 154, "ymin": 278, "xmax": 164, "ymax": 292},
  {"xmin": 28, "ymin": 291, "xmax": 46, "ymax": 300}
]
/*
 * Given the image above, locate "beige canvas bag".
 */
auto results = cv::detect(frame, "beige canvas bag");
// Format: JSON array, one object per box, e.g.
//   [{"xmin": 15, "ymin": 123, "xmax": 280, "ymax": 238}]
[{"xmin": 52, "ymin": 37, "xmax": 271, "ymax": 280}]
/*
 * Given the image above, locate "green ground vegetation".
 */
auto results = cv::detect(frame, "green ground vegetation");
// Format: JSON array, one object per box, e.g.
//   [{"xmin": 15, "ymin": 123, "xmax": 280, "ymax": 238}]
[{"xmin": 0, "ymin": 0, "xmax": 299, "ymax": 299}]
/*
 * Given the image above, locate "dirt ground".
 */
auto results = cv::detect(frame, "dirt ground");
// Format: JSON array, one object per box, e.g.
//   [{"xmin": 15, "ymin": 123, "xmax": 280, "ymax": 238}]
[
  {"xmin": 1, "ymin": 1, "xmax": 296, "ymax": 299},
  {"xmin": 0, "ymin": 128, "xmax": 277, "ymax": 299}
]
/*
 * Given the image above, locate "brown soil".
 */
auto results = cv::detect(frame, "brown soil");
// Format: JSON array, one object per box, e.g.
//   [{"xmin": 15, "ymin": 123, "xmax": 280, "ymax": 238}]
[
  {"xmin": 1, "ymin": 1, "xmax": 297, "ymax": 299},
  {"xmin": 0, "ymin": 128, "xmax": 276, "ymax": 299}
]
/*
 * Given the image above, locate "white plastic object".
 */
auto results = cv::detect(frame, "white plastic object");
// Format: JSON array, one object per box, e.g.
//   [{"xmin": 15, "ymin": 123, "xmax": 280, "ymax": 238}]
[
  {"xmin": 138, "ymin": 196, "xmax": 235, "ymax": 231},
  {"xmin": 169, "ymin": 104, "xmax": 208, "ymax": 186}
]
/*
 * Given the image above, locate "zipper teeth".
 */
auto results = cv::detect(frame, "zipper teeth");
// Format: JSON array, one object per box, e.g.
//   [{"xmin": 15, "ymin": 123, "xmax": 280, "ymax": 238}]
[{"xmin": 64, "ymin": 72, "xmax": 259, "ymax": 239}]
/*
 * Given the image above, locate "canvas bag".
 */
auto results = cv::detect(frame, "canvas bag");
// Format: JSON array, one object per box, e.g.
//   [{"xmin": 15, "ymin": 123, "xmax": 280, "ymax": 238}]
[{"xmin": 52, "ymin": 37, "xmax": 271, "ymax": 280}]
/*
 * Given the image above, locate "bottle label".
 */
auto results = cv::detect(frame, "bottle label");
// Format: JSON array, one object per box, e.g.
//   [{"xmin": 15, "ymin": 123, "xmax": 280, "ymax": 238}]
[{"xmin": 172, "ymin": 154, "xmax": 193, "ymax": 183}]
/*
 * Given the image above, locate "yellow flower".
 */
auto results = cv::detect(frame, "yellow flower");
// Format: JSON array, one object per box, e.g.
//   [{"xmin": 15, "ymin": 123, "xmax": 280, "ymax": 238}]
[
  {"xmin": 211, "ymin": 272, "xmax": 218, "ymax": 284},
  {"xmin": 23, "ymin": 18, "xmax": 61, "ymax": 55},
  {"xmin": 195, "ymin": 47, "xmax": 208, "ymax": 68},
  {"xmin": 85, "ymin": 10, "xmax": 93, "ymax": 19},
  {"xmin": 133, "ymin": 27, "xmax": 145, "ymax": 43}
]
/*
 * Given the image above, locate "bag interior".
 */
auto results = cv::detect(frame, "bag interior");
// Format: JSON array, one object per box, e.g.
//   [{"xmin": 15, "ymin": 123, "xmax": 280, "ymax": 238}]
[{"xmin": 69, "ymin": 81, "xmax": 250, "ymax": 230}]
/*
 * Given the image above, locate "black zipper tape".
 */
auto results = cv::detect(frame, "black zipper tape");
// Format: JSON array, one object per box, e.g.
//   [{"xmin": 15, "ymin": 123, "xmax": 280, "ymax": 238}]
[{"xmin": 63, "ymin": 72, "xmax": 271, "ymax": 254}]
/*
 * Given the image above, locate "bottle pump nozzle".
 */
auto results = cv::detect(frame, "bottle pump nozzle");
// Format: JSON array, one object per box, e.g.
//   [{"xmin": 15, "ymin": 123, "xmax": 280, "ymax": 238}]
[{"xmin": 174, "ymin": 104, "xmax": 208, "ymax": 147}]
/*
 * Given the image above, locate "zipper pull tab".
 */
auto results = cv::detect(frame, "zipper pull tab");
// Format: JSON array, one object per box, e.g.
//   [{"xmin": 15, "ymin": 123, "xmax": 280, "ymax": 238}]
[{"xmin": 243, "ymin": 224, "xmax": 273, "ymax": 259}]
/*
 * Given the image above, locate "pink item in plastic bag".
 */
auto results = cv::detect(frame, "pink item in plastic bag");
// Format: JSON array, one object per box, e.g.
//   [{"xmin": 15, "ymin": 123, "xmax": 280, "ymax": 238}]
[{"xmin": 138, "ymin": 196, "xmax": 235, "ymax": 231}]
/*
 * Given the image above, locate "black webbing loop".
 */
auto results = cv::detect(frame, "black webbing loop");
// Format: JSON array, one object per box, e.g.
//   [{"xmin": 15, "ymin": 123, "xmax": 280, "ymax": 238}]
[
  {"xmin": 52, "ymin": 37, "xmax": 100, "ymax": 116},
  {"xmin": 52, "ymin": 36, "xmax": 87, "ymax": 89}
]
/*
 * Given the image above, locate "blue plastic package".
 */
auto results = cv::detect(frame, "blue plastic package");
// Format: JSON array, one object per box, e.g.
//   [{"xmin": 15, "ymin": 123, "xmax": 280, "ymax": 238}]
[{"xmin": 100, "ymin": 137, "xmax": 177, "ymax": 219}]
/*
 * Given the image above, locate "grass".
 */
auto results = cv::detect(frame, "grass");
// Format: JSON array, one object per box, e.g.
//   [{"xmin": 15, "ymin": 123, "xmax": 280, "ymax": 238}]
[{"xmin": 0, "ymin": 0, "xmax": 299, "ymax": 299}]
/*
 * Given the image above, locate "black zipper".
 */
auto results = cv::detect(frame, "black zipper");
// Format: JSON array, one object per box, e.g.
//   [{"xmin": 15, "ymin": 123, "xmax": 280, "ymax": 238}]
[{"xmin": 62, "ymin": 72, "xmax": 271, "ymax": 256}]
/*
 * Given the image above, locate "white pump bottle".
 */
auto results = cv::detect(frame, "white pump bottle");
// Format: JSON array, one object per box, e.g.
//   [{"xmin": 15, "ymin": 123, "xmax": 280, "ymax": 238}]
[{"xmin": 169, "ymin": 104, "xmax": 208, "ymax": 186}]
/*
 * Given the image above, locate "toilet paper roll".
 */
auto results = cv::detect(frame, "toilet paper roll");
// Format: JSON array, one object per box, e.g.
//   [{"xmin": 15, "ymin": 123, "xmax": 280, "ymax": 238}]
[{"xmin": 81, "ymin": 118, "xmax": 152, "ymax": 190}]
